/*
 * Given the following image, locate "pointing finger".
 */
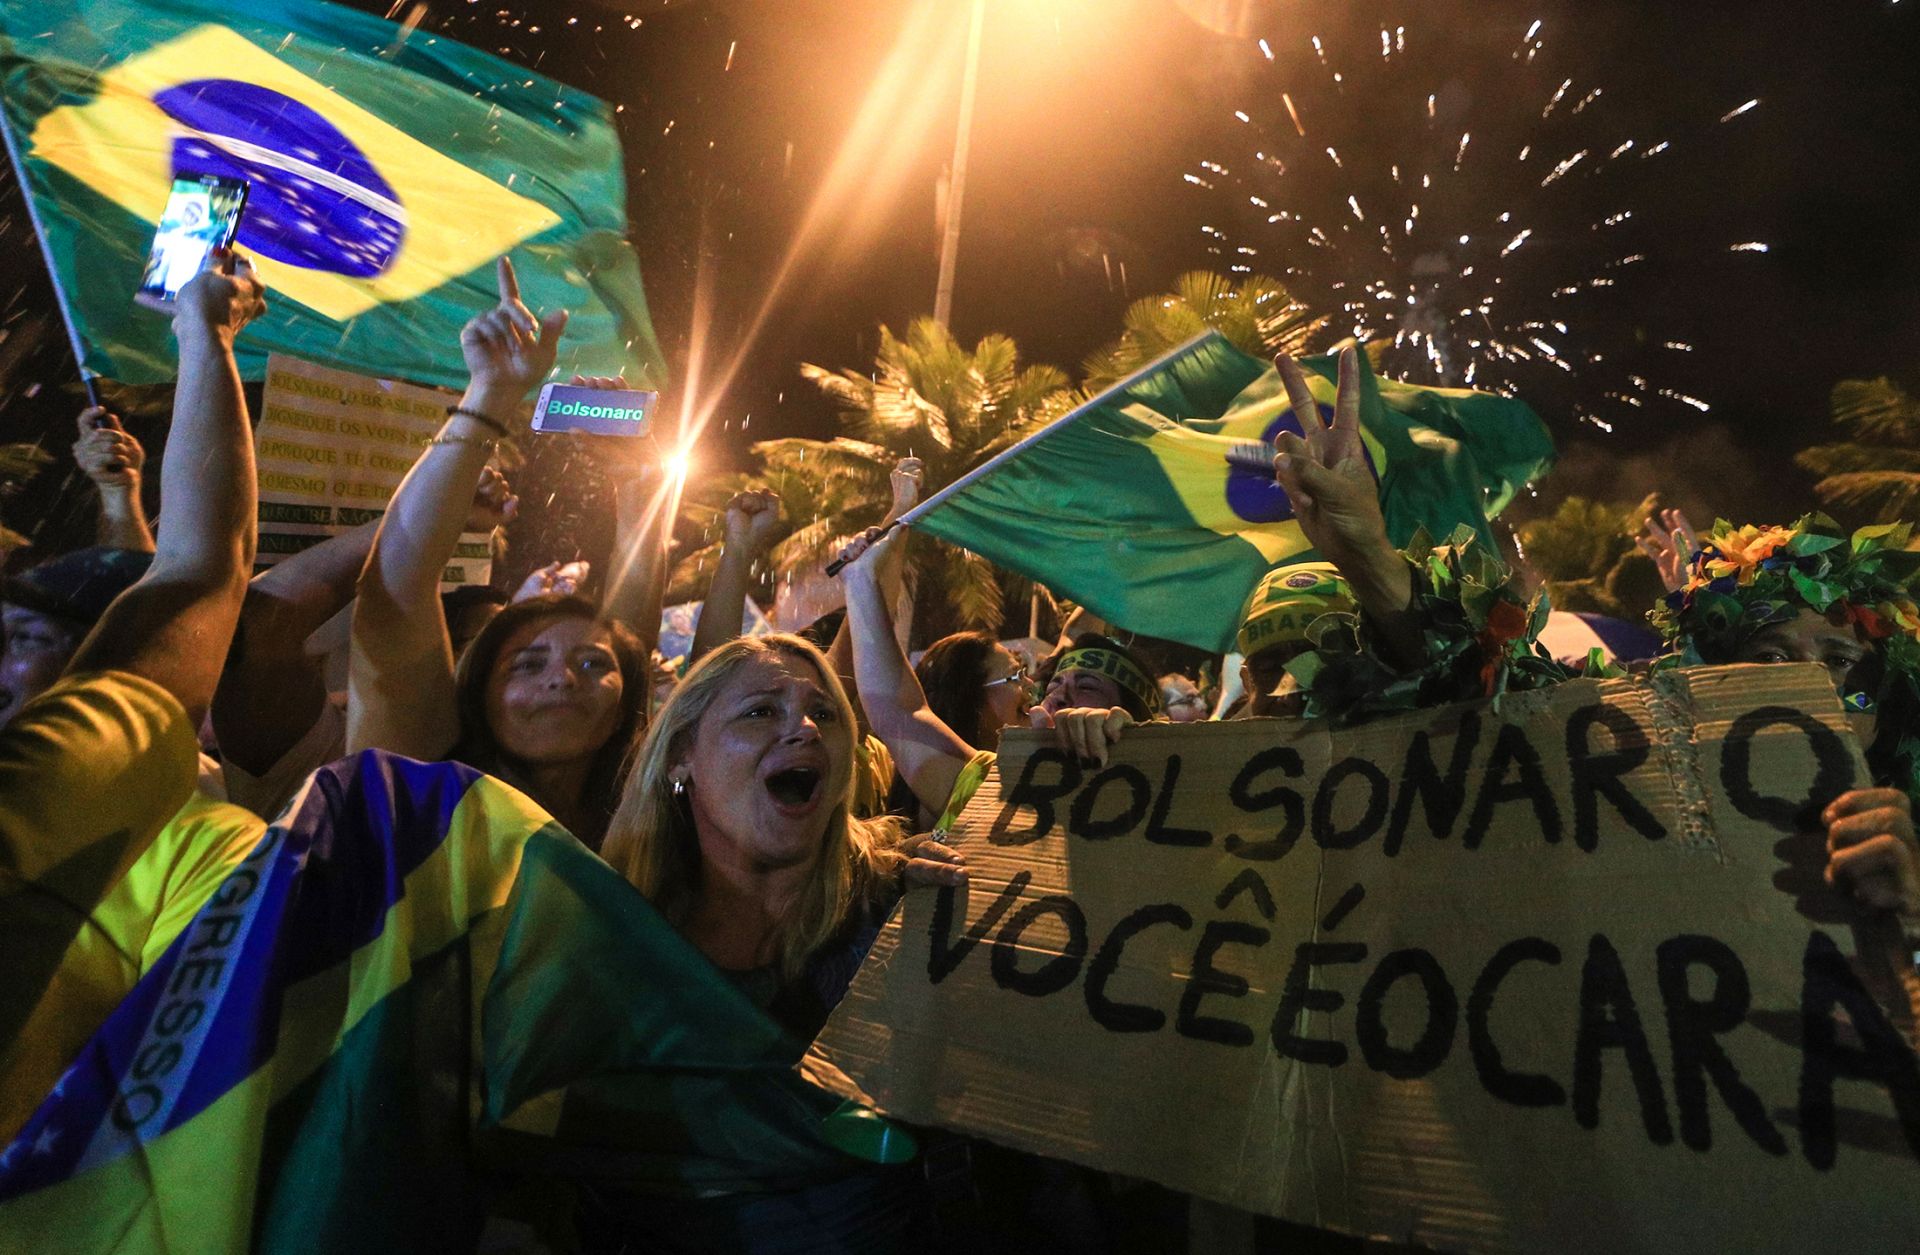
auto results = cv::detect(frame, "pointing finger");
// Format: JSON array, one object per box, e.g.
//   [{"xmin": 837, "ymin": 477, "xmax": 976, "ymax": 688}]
[{"xmin": 497, "ymin": 256, "xmax": 522, "ymax": 307}]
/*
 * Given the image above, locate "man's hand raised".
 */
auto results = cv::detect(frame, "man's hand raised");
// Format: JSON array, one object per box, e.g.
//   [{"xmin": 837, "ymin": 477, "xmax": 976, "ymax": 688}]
[{"xmin": 1271, "ymin": 347, "xmax": 1390, "ymax": 570}]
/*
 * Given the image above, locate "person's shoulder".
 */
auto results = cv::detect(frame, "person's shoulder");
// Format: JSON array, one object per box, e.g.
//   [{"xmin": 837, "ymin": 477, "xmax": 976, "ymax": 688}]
[
  {"xmin": 166, "ymin": 790, "xmax": 270, "ymax": 845},
  {"xmin": 0, "ymin": 670, "xmax": 197, "ymax": 786},
  {"xmin": 18, "ymin": 670, "xmax": 189, "ymax": 733}
]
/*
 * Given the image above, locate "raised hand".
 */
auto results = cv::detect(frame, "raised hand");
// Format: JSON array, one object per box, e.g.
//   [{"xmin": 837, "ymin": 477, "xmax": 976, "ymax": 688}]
[
  {"xmin": 722, "ymin": 488, "xmax": 782, "ymax": 555},
  {"xmin": 515, "ymin": 559, "xmax": 590, "ymax": 602},
  {"xmin": 834, "ymin": 523, "xmax": 905, "ymax": 590},
  {"xmin": 1636, "ymin": 506, "xmax": 1700, "ymax": 593},
  {"xmin": 466, "ymin": 464, "xmax": 519, "ymax": 531},
  {"xmin": 889, "ymin": 457, "xmax": 925, "ymax": 514},
  {"xmin": 73, "ymin": 407, "xmax": 143, "ymax": 488},
  {"xmin": 1270, "ymin": 348, "xmax": 1389, "ymax": 568},
  {"xmin": 174, "ymin": 248, "xmax": 267, "ymax": 344},
  {"xmin": 460, "ymin": 256, "xmax": 568, "ymax": 400}
]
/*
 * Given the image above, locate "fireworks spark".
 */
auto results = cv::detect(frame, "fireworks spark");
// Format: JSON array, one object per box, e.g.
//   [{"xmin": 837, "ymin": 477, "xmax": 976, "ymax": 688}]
[{"xmin": 1190, "ymin": 15, "xmax": 1759, "ymax": 428}]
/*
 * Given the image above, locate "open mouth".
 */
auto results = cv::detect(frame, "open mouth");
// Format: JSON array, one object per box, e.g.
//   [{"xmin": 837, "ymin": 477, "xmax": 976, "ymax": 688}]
[{"xmin": 764, "ymin": 766, "xmax": 823, "ymax": 808}]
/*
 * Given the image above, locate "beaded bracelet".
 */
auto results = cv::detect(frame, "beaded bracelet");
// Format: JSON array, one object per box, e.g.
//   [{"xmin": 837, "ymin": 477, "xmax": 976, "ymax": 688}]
[{"xmin": 445, "ymin": 405, "xmax": 511, "ymax": 438}]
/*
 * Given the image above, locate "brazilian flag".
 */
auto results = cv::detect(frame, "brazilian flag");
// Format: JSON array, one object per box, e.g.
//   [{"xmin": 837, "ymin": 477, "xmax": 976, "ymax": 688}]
[
  {"xmin": 908, "ymin": 333, "xmax": 1554, "ymax": 654},
  {"xmin": 0, "ymin": 751, "xmax": 882, "ymax": 1253},
  {"xmin": 0, "ymin": 0, "xmax": 664, "ymax": 389}
]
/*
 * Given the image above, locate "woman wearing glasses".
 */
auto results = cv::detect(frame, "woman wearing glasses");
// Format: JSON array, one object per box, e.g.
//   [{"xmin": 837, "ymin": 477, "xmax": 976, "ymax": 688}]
[{"xmin": 835, "ymin": 526, "xmax": 1038, "ymax": 839}]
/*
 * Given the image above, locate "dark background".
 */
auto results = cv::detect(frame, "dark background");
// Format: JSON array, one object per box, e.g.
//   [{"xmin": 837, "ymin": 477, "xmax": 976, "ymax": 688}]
[{"xmin": 3, "ymin": 0, "xmax": 1918, "ymax": 557}]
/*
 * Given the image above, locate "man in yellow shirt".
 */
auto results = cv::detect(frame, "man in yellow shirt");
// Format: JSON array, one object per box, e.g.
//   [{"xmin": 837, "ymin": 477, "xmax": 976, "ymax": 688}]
[{"xmin": 0, "ymin": 251, "xmax": 267, "ymax": 1143}]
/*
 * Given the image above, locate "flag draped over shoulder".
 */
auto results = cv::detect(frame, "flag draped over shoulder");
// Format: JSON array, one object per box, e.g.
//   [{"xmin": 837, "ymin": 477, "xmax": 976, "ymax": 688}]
[
  {"xmin": 907, "ymin": 333, "xmax": 1554, "ymax": 654},
  {"xmin": 0, "ymin": 0, "xmax": 664, "ymax": 388},
  {"xmin": 0, "ymin": 752, "xmax": 857, "ymax": 1253}
]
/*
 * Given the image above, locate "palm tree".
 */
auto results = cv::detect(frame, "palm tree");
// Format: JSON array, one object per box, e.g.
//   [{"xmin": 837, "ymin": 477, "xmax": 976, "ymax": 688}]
[
  {"xmin": 1796, "ymin": 377, "xmax": 1920, "ymax": 524},
  {"xmin": 1081, "ymin": 271, "xmax": 1328, "ymax": 390},
  {"xmin": 669, "ymin": 318, "xmax": 1073, "ymax": 636},
  {"xmin": 1515, "ymin": 493, "xmax": 1662, "ymax": 621}
]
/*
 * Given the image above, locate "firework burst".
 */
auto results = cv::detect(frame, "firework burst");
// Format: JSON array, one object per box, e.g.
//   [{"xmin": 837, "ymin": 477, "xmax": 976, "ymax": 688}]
[{"xmin": 1189, "ymin": 10, "xmax": 1766, "ymax": 434}]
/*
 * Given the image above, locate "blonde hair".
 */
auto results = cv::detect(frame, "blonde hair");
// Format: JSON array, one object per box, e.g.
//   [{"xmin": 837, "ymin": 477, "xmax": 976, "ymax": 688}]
[{"xmin": 601, "ymin": 634, "xmax": 905, "ymax": 979}]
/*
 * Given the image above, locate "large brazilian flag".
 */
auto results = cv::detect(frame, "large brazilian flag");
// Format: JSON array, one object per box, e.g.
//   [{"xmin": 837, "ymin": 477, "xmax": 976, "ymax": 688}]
[
  {"xmin": 0, "ymin": 0, "xmax": 665, "ymax": 389},
  {"xmin": 0, "ymin": 752, "xmax": 875, "ymax": 1253},
  {"xmin": 908, "ymin": 333, "xmax": 1554, "ymax": 654}
]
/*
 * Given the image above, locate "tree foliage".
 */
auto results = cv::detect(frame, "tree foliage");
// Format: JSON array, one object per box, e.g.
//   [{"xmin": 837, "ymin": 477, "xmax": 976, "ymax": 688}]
[
  {"xmin": 1516, "ymin": 492, "xmax": 1663, "ymax": 622},
  {"xmin": 1081, "ymin": 271, "xmax": 1327, "ymax": 390},
  {"xmin": 1796, "ymin": 377, "xmax": 1920, "ymax": 524},
  {"xmin": 670, "ymin": 318, "xmax": 1073, "ymax": 635}
]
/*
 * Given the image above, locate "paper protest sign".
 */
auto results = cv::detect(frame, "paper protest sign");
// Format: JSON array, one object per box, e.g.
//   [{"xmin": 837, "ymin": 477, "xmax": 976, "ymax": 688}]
[
  {"xmin": 806, "ymin": 664, "xmax": 1920, "ymax": 1253},
  {"xmin": 255, "ymin": 354, "xmax": 492, "ymax": 587}
]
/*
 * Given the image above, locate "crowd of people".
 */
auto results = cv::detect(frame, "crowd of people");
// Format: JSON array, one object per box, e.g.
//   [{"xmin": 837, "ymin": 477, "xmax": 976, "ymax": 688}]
[{"xmin": 3, "ymin": 250, "xmax": 1917, "ymax": 1253}]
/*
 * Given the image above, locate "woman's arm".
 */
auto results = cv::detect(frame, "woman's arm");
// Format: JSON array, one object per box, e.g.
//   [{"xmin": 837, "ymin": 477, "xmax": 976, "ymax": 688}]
[
  {"xmin": 71, "ymin": 254, "xmax": 264, "ymax": 718},
  {"xmin": 825, "ymin": 458, "xmax": 922, "ymax": 726},
  {"xmin": 686, "ymin": 488, "xmax": 781, "ymax": 666},
  {"xmin": 347, "ymin": 257, "xmax": 562, "ymax": 756},
  {"xmin": 213, "ymin": 519, "xmax": 376, "ymax": 774},
  {"xmin": 837, "ymin": 525, "xmax": 976, "ymax": 818}
]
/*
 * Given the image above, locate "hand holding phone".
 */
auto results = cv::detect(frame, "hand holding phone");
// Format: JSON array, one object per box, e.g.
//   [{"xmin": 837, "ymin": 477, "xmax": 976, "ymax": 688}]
[{"xmin": 136, "ymin": 174, "xmax": 249, "ymax": 309}]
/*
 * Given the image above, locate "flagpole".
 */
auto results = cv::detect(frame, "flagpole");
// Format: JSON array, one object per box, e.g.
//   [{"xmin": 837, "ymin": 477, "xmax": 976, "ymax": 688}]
[
  {"xmin": 0, "ymin": 96, "xmax": 103, "ymax": 406},
  {"xmin": 826, "ymin": 330, "xmax": 1224, "ymax": 576}
]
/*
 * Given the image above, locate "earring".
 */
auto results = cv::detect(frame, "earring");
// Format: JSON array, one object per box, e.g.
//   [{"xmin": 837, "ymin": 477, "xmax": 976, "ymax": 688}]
[{"xmin": 671, "ymin": 776, "xmax": 688, "ymax": 798}]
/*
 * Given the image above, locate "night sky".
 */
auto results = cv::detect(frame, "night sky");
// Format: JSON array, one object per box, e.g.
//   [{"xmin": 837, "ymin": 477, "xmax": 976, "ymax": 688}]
[{"xmin": 4, "ymin": 0, "xmax": 1919, "ymax": 553}]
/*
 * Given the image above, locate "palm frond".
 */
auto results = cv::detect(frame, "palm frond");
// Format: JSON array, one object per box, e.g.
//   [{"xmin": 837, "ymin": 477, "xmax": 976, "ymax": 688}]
[
  {"xmin": 942, "ymin": 545, "xmax": 1004, "ymax": 632},
  {"xmin": 770, "ymin": 513, "xmax": 863, "ymax": 577},
  {"xmin": 1081, "ymin": 271, "xmax": 1330, "ymax": 389},
  {"xmin": 1831, "ymin": 377, "xmax": 1920, "ymax": 444},
  {"xmin": 797, "ymin": 362, "xmax": 873, "ymax": 411},
  {"xmin": 1809, "ymin": 471, "xmax": 1920, "ymax": 524},
  {"xmin": 1797, "ymin": 443, "xmax": 1920, "ymax": 478}
]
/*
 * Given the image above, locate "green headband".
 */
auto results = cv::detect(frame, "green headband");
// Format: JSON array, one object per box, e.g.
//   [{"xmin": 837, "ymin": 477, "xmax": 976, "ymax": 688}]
[{"xmin": 1057, "ymin": 646, "xmax": 1162, "ymax": 716}]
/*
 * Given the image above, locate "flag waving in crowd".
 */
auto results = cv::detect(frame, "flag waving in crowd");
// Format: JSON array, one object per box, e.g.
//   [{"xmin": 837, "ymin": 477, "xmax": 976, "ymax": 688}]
[
  {"xmin": 0, "ymin": 0, "xmax": 664, "ymax": 388},
  {"xmin": 904, "ymin": 332, "xmax": 1554, "ymax": 654},
  {"xmin": 0, "ymin": 751, "xmax": 876, "ymax": 1252}
]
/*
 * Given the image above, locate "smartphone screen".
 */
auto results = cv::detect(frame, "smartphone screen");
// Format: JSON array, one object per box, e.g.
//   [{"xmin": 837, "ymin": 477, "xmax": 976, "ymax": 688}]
[
  {"xmin": 532, "ymin": 383, "xmax": 657, "ymax": 436},
  {"xmin": 136, "ymin": 174, "xmax": 249, "ymax": 305}
]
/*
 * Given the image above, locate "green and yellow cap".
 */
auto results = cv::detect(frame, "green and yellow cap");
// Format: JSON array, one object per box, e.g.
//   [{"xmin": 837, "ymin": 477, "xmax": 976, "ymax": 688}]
[{"xmin": 1236, "ymin": 562, "xmax": 1355, "ymax": 658}]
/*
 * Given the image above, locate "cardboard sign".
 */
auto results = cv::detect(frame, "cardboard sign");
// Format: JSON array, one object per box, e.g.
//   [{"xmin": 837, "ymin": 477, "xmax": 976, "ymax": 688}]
[
  {"xmin": 806, "ymin": 665, "xmax": 1920, "ymax": 1253},
  {"xmin": 255, "ymin": 354, "xmax": 492, "ymax": 588}
]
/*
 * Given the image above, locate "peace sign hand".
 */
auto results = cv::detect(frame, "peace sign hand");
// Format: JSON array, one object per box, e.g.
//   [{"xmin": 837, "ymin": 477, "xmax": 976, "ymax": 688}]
[{"xmin": 1271, "ymin": 347, "xmax": 1390, "ymax": 571}]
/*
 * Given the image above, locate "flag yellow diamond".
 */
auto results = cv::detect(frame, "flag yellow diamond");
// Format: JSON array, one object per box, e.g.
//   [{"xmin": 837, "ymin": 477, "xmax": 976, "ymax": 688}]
[{"xmin": 28, "ymin": 24, "xmax": 562, "ymax": 321}]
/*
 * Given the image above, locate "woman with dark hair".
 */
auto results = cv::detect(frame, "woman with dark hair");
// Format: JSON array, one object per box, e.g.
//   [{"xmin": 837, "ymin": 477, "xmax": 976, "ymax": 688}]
[
  {"xmin": 349, "ymin": 259, "xmax": 664, "ymax": 848},
  {"xmin": 448, "ymin": 593, "xmax": 650, "ymax": 846}
]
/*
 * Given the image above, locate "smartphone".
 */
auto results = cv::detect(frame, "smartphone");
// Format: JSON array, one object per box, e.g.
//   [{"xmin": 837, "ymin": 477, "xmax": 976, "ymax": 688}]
[
  {"xmin": 532, "ymin": 382, "xmax": 657, "ymax": 436},
  {"xmin": 136, "ymin": 174, "xmax": 249, "ymax": 307}
]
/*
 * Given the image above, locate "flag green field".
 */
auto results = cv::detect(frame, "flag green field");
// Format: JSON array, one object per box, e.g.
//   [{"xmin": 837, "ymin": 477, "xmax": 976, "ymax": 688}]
[
  {"xmin": 0, "ymin": 0, "xmax": 664, "ymax": 388},
  {"xmin": 907, "ymin": 333, "xmax": 1554, "ymax": 654}
]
